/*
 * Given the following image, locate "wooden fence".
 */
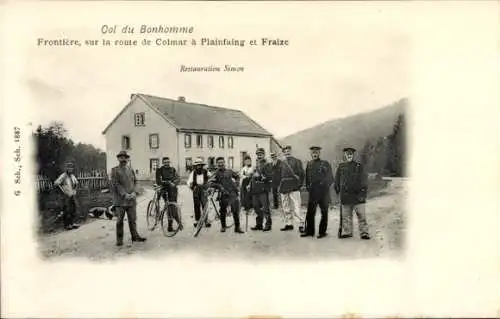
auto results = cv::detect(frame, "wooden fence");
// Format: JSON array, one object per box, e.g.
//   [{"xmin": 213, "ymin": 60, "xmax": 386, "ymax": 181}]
[{"xmin": 36, "ymin": 172, "xmax": 110, "ymax": 192}]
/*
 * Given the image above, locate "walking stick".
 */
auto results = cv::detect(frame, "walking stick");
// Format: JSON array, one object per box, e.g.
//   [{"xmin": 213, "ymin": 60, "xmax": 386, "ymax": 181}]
[{"xmin": 337, "ymin": 167, "xmax": 343, "ymax": 238}]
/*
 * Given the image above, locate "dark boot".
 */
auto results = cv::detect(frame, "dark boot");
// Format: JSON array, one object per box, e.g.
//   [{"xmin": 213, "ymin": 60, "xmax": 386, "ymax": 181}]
[
  {"xmin": 317, "ymin": 233, "xmax": 328, "ymax": 239},
  {"xmin": 300, "ymin": 232, "xmax": 314, "ymax": 238},
  {"xmin": 132, "ymin": 236, "xmax": 147, "ymax": 242},
  {"xmin": 234, "ymin": 227, "xmax": 244, "ymax": 234},
  {"xmin": 280, "ymin": 225, "xmax": 293, "ymax": 231},
  {"xmin": 361, "ymin": 234, "xmax": 371, "ymax": 240},
  {"xmin": 251, "ymin": 225, "xmax": 263, "ymax": 231}
]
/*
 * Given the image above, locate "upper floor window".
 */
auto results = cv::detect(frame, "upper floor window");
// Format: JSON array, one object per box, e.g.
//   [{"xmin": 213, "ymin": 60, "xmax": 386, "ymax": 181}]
[
  {"xmin": 196, "ymin": 134, "xmax": 203, "ymax": 148},
  {"xmin": 121, "ymin": 135, "xmax": 131, "ymax": 150},
  {"xmin": 208, "ymin": 135, "xmax": 214, "ymax": 148},
  {"xmin": 219, "ymin": 136, "xmax": 225, "ymax": 148},
  {"xmin": 134, "ymin": 112, "xmax": 145, "ymax": 126},
  {"xmin": 185, "ymin": 134, "xmax": 192, "ymax": 148},
  {"xmin": 228, "ymin": 136, "xmax": 234, "ymax": 149},
  {"xmin": 149, "ymin": 133, "xmax": 159, "ymax": 149}
]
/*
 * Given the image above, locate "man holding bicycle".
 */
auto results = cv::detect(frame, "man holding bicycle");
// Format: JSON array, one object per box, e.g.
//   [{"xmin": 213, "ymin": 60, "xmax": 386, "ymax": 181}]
[
  {"xmin": 249, "ymin": 148, "xmax": 273, "ymax": 232},
  {"xmin": 187, "ymin": 158, "xmax": 212, "ymax": 229},
  {"xmin": 155, "ymin": 156, "xmax": 180, "ymax": 232},
  {"xmin": 209, "ymin": 157, "xmax": 244, "ymax": 234}
]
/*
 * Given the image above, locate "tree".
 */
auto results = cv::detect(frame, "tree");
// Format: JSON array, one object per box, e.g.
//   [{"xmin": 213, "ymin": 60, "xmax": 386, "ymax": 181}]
[
  {"xmin": 33, "ymin": 122, "xmax": 106, "ymax": 179},
  {"xmin": 385, "ymin": 114, "xmax": 406, "ymax": 177}
]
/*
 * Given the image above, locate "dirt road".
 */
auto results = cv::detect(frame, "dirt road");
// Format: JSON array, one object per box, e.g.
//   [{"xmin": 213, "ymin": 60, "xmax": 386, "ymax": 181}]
[{"xmin": 38, "ymin": 178, "xmax": 406, "ymax": 261}]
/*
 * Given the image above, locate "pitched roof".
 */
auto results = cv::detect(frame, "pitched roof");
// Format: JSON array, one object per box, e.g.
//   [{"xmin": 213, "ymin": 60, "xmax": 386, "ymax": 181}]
[{"xmin": 103, "ymin": 93, "xmax": 273, "ymax": 137}]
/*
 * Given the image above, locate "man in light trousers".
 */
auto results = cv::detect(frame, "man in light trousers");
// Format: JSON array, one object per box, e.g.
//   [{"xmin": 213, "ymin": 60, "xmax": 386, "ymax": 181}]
[{"xmin": 278, "ymin": 145, "xmax": 306, "ymax": 233}]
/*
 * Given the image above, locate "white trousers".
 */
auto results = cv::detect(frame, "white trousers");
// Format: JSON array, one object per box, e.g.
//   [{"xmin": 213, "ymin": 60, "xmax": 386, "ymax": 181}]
[{"xmin": 280, "ymin": 191, "xmax": 304, "ymax": 226}]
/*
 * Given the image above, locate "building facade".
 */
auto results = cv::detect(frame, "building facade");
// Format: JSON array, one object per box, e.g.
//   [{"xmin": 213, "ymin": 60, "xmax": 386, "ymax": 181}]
[{"xmin": 102, "ymin": 94, "xmax": 277, "ymax": 180}]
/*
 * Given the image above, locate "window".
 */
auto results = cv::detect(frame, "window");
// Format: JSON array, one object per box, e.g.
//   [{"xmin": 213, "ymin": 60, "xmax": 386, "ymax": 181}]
[
  {"xmin": 134, "ymin": 113, "xmax": 145, "ymax": 126},
  {"xmin": 208, "ymin": 157, "xmax": 215, "ymax": 169},
  {"xmin": 149, "ymin": 133, "xmax": 159, "ymax": 149},
  {"xmin": 184, "ymin": 134, "xmax": 192, "ymax": 148},
  {"xmin": 228, "ymin": 136, "xmax": 234, "ymax": 149},
  {"xmin": 121, "ymin": 135, "xmax": 131, "ymax": 150},
  {"xmin": 219, "ymin": 136, "xmax": 225, "ymax": 148},
  {"xmin": 228, "ymin": 156, "xmax": 234, "ymax": 169},
  {"xmin": 196, "ymin": 134, "xmax": 203, "ymax": 148},
  {"xmin": 150, "ymin": 158, "xmax": 159, "ymax": 174},
  {"xmin": 185, "ymin": 157, "xmax": 193, "ymax": 172},
  {"xmin": 208, "ymin": 136, "xmax": 214, "ymax": 148}
]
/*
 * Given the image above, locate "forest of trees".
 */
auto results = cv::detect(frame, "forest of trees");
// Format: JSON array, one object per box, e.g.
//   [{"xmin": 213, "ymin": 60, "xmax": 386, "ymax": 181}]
[
  {"xmin": 360, "ymin": 114, "xmax": 406, "ymax": 177},
  {"xmin": 33, "ymin": 122, "xmax": 106, "ymax": 180}
]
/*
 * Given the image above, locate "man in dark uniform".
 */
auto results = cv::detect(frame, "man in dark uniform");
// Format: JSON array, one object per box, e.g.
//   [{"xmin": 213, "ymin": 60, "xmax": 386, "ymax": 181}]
[
  {"xmin": 210, "ymin": 157, "xmax": 244, "ymax": 234},
  {"xmin": 155, "ymin": 156, "xmax": 180, "ymax": 232},
  {"xmin": 334, "ymin": 147, "xmax": 370, "ymax": 240},
  {"xmin": 302, "ymin": 146, "xmax": 334, "ymax": 238},
  {"xmin": 270, "ymin": 152, "xmax": 281, "ymax": 210},
  {"xmin": 111, "ymin": 150, "xmax": 146, "ymax": 246},
  {"xmin": 249, "ymin": 148, "xmax": 273, "ymax": 231}
]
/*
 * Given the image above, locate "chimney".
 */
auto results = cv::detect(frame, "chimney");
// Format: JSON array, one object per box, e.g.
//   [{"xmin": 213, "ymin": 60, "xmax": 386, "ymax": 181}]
[{"xmin": 178, "ymin": 96, "xmax": 186, "ymax": 102}]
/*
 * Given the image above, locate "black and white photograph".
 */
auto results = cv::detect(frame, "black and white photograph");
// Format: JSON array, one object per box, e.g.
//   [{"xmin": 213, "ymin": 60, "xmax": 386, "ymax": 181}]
[
  {"xmin": 3, "ymin": 1, "xmax": 500, "ymax": 318},
  {"xmin": 29, "ymin": 9, "xmax": 409, "ymax": 261}
]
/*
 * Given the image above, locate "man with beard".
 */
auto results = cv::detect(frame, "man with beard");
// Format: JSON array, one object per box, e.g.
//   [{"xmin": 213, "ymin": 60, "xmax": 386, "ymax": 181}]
[
  {"xmin": 279, "ymin": 145, "xmax": 305, "ymax": 232},
  {"xmin": 54, "ymin": 161, "xmax": 80, "ymax": 230},
  {"xmin": 111, "ymin": 150, "xmax": 146, "ymax": 246},
  {"xmin": 210, "ymin": 157, "xmax": 244, "ymax": 234},
  {"xmin": 249, "ymin": 148, "xmax": 273, "ymax": 231},
  {"xmin": 155, "ymin": 156, "xmax": 180, "ymax": 232},
  {"xmin": 302, "ymin": 146, "xmax": 334, "ymax": 238},
  {"xmin": 187, "ymin": 157, "xmax": 212, "ymax": 228},
  {"xmin": 270, "ymin": 152, "xmax": 281, "ymax": 210},
  {"xmin": 334, "ymin": 147, "xmax": 370, "ymax": 240}
]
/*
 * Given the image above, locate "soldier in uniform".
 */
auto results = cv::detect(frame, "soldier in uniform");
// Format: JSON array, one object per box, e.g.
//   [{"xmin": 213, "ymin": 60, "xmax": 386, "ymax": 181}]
[
  {"xmin": 249, "ymin": 148, "xmax": 273, "ymax": 231},
  {"xmin": 155, "ymin": 156, "xmax": 180, "ymax": 232},
  {"xmin": 302, "ymin": 146, "xmax": 334, "ymax": 238},
  {"xmin": 270, "ymin": 152, "xmax": 281, "ymax": 210},
  {"xmin": 111, "ymin": 150, "xmax": 147, "ymax": 246},
  {"xmin": 278, "ymin": 145, "xmax": 306, "ymax": 232},
  {"xmin": 334, "ymin": 147, "xmax": 370, "ymax": 240}
]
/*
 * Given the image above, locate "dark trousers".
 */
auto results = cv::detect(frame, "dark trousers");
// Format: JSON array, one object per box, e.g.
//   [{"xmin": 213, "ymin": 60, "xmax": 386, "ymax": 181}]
[
  {"xmin": 115, "ymin": 205, "xmax": 140, "ymax": 242},
  {"xmin": 193, "ymin": 187, "xmax": 207, "ymax": 222},
  {"xmin": 305, "ymin": 189, "xmax": 330, "ymax": 235},
  {"xmin": 253, "ymin": 192, "xmax": 271, "ymax": 227},
  {"xmin": 271, "ymin": 187, "xmax": 280, "ymax": 209},
  {"xmin": 161, "ymin": 184, "xmax": 178, "ymax": 202},
  {"xmin": 219, "ymin": 195, "xmax": 240, "ymax": 229},
  {"xmin": 62, "ymin": 196, "xmax": 77, "ymax": 227}
]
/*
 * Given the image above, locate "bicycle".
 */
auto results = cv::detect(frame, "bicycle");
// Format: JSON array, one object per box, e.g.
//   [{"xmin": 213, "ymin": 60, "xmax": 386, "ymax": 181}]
[
  {"xmin": 146, "ymin": 184, "xmax": 183, "ymax": 237},
  {"xmin": 193, "ymin": 186, "xmax": 234, "ymax": 237}
]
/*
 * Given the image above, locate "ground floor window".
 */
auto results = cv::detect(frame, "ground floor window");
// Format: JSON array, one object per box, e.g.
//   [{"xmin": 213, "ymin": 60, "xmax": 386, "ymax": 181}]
[{"xmin": 150, "ymin": 158, "xmax": 159, "ymax": 174}]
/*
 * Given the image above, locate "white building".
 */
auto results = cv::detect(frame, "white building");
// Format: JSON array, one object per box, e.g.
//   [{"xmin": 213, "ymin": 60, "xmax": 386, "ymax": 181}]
[{"xmin": 102, "ymin": 93, "xmax": 282, "ymax": 180}]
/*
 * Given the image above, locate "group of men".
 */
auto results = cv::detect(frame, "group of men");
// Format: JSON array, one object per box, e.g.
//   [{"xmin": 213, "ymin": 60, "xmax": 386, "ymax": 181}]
[{"xmin": 56, "ymin": 144, "xmax": 371, "ymax": 247}]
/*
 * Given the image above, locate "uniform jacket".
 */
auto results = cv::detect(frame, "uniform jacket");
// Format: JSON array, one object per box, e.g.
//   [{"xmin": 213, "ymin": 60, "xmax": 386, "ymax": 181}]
[
  {"xmin": 278, "ymin": 156, "xmax": 305, "ymax": 194},
  {"xmin": 155, "ymin": 166, "xmax": 180, "ymax": 186},
  {"xmin": 270, "ymin": 159, "xmax": 282, "ymax": 188},
  {"xmin": 249, "ymin": 159, "xmax": 273, "ymax": 195},
  {"xmin": 334, "ymin": 161, "xmax": 368, "ymax": 205},
  {"xmin": 306, "ymin": 158, "xmax": 334, "ymax": 203},
  {"xmin": 210, "ymin": 168, "xmax": 240, "ymax": 198},
  {"xmin": 111, "ymin": 165, "xmax": 138, "ymax": 207}
]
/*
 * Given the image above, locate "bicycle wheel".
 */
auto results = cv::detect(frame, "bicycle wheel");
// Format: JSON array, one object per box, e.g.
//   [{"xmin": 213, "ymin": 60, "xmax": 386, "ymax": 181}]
[
  {"xmin": 193, "ymin": 205, "xmax": 209, "ymax": 237},
  {"xmin": 161, "ymin": 202, "xmax": 183, "ymax": 237},
  {"xmin": 146, "ymin": 200, "xmax": 158, "ymax": 231}
]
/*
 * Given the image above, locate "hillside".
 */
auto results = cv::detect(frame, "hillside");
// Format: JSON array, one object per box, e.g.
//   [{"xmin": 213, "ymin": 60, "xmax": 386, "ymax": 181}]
[{"xmin": 280, "ymin": 98, "xmax": 408, "ymax": 165}]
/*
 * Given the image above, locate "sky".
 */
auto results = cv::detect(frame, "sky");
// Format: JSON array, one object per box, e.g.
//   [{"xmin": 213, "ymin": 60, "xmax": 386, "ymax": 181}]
[{"xmin": 20, "ymin": 2, "xmax": 410, "ymax": 150}]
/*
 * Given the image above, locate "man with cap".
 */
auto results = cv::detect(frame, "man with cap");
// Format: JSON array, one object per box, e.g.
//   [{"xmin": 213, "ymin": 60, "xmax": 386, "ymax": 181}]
[
  {"xmin": 155, "ymin": 156, "xmax": 180, "ymax": 232},
  {"xmin": 111, "ymin": 150, "xmax": 146, "ymax": 246},
  {"xmin": 278, "ymin": 145, "xmax": 306, "ymax": 232},
  {"xmin": 334, "ymin": 147, "xmax": 370, "ymax": 240},
  {"xmin": 270, "ymin": 152, "xmax": 281, "ymax": 210},
  {"xmin": 249, "ymin": 148, "xmax": 273, "ymax": 231},
  {"xmin": 54, "ymin": 161, "xmax": 80, "ymax": 230},
  {"xmin": 302, "ymin": 146, "xmax": 334, "ymax": 238},
  {"xmin": 209, "ymin": 157, "xmax": 244, "ymax": 233},
  {"xmin": 187, "ymin": 157, "xmax": 212, "ymax": 228}
]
